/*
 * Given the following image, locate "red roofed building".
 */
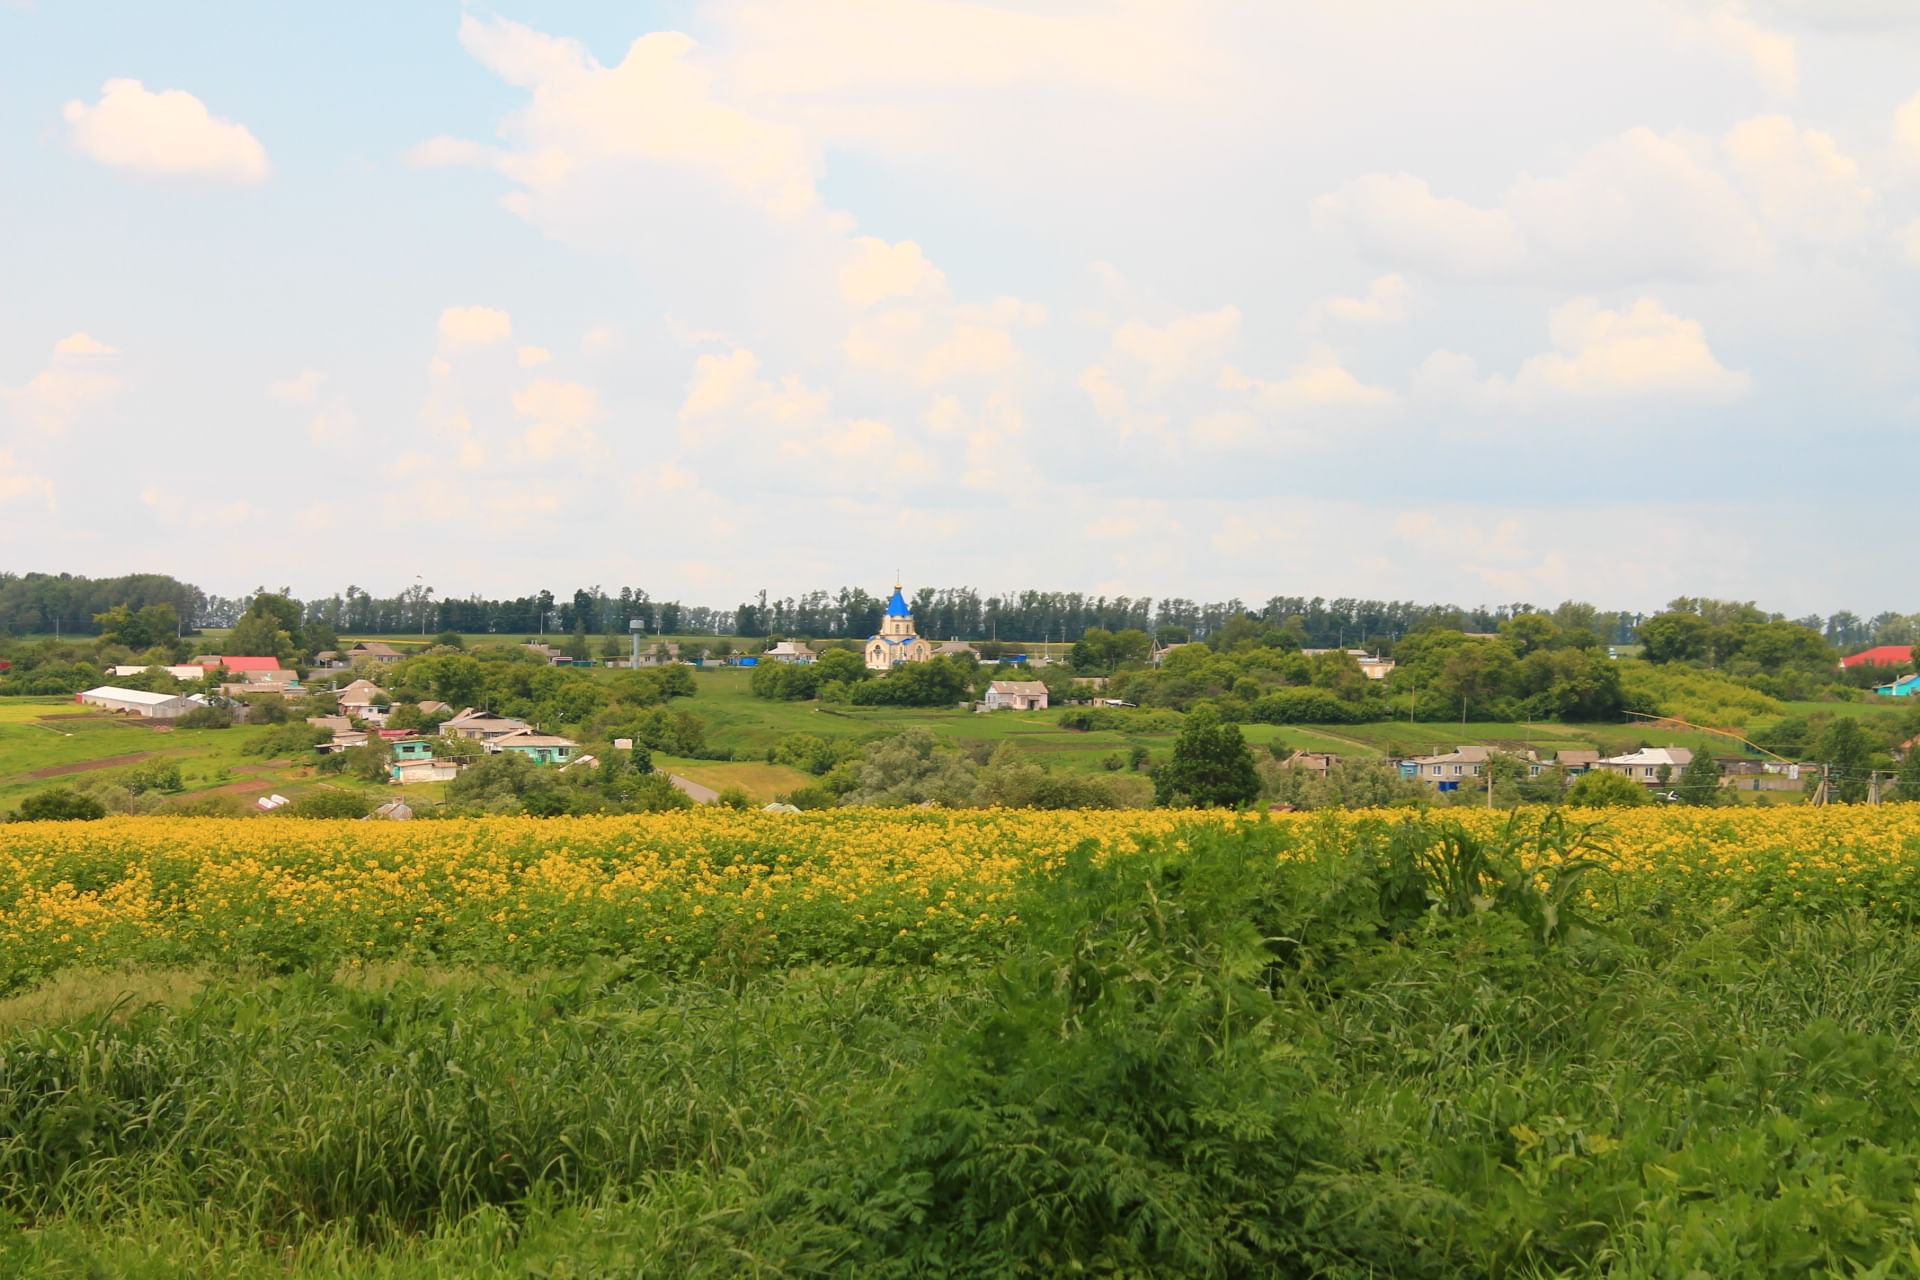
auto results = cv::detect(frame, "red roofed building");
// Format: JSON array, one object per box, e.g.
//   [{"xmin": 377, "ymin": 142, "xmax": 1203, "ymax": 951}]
[
  {"xmin": 200, "ymin": 655, "xmax": 283, "ymax": 673},
  {"xmin": 1840, "ymin": 645, "xmax": 1917, "ymax": 669}
]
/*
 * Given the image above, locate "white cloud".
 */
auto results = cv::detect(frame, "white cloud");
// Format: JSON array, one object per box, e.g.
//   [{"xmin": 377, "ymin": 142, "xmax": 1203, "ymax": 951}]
[
  {"xmin": 1108, "ymin": 306, "xmax": 1241, "ymax": 387},
  {"xmin": 1078, "ymin": 365, "xmax": 1130, "ymax": 423},
  {"xmin": 1312, "ymin": 274, "xmax": 1409, "ymax": 328},
  {"xmin": 1894, "ymin": 91, "xmax": 1920, "ymax": 162},
  {"xmin": 840, "ymin": 236, "xmax": 946, "ymax": 308},
  {"xmin": 268, "ymin": 369, "xmax": 358, "ymax": 443},
  {"xmin": 53, "ymin": 333, "xmax": 118, "ymax": 358},
  {"xmin": 1421, "ymin": 298, "xmax": 1750, "ymax": 408},
  {"xmin": 1219, "ymin": 348, "xmax": 1398, "ymax": 411},
  {"xmin": 1679, "ymin": 5, "xmax": 1798, "ymax": 96},
  {"xmin": 1722, "ymin": 115, "xmax": 1873, "ymax": 241},
  {"xmin": 844, "ymin": 305, "xmax": 1028, "ymax": 385},
  {"xmin": 450, "ymin": 14, "xmax": 822, "ymax": 220},
  {"xmin": 512, "ymin": 378, "xmax": 600, "ymax": 428},
  {"xmin": 1312, "ymin": 174, "xmax": 1524, "ymax": 280},
  {"xmin": 1517, "ymin": 297, "xmax": 1750, "ymax": 400},
  {"xmin": 4, "ymin": 333, "xmax": 122, "ymax": 432},
  {"xmin": 1316, "ymin": 128, "xmax": 1772, "ymax": 282},
  {"xmin": 679, "ymin": 348, "xmax": 764, "ymax": 421},
  {"xmin": 0, "ymin": 450, "xmax": 55, "ymax": 510},
  {"xmin": 63, "ymin": 79, "xmax": 269, "ymax": 183},
  {"xmin": 267, "ymin": 369, "xmax": 324, "ymax": 405},
  {"xmin": 517, "ymin": 346, "xmax": 552, "ymax": 368},
  {"xmin": 1502, "ymin": 128, "xmax": 1770, "ymax": 279},
  {"xmin": 438, "ymin": 306, "xmax": 512, "ymax": 350}
]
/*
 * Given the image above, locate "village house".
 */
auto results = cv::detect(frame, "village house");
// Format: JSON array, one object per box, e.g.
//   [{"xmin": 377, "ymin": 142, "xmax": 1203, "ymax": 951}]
[
  {"xmin": 346, "ymin": 641, "xmax": 405, "ymax": 664},
  {"xmin": 196, "ymin": 655, "xmax": 284, "ymax": 679},
  {"xmin": 1300, "ymin": 648, "xmax": 1397, "ymax": 680},
  {"xmin": 388, "ymin": 737, "xmax": 461, "ymax": 783},
  {"xmin": 983, "ymin": 680, "xmax": 1050, "ymax": 712},
  {"xmin": 762, "ymin": 640, "xmax": 817, "ymax": 664},
  {"xmin": 490, "ymin": 728, "xmax": 579, "ymax": 765},
  {"xmin": 1400, "ymin": 746, "xmax": 1491, "ymax": 788},
  {"xmin": 1595, "ymin": 746, "xmax": 1693, "ymax": 784},
  {"xmin": 440, "ymin": 707, "xmax": 532, "ymax": 742},
  {"xmin": 305, "ymin": 714, "xmax": 367, "ymax": 752},
  {"xmin": 1554, "ymin": 750, "xmax": 1600, "ymax": 775},
  {"xmin": 933, "ymin": 639, "xmax": 978, "ymax": 660},
  {"xmin": 1721, "ymin": 759, "xmax": 1807, "ymax": 793},
  {"xmin": 1873, "ymin": 672, "xmax": 1920, "ymax": 697},
  {"xmin": 1276, "ymin": 751, "xmax": 1340, "ymax": 780},
  {"xmin": 1841, "ymin": 645, "xmax": 1916, "ymax": 670},
  {"xmin": 336, "ymin": 678, "xmax": 391, "ymax": 724}
]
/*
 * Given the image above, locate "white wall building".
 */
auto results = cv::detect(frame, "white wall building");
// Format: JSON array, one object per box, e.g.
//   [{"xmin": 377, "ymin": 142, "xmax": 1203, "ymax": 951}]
[{"xmin": 77, "ymin": 686, "xmax": 199, "ymax": 719}]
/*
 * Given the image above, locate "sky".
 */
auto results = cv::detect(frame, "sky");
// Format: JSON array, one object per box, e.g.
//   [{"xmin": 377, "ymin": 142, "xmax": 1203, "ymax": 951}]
[{"xmin": 3, "ymin": 0, "xmax": 1918, "ymax": 617}]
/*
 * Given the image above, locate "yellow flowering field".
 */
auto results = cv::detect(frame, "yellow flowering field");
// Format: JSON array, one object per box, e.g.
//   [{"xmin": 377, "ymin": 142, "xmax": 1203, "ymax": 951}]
[{"xmin": 4, "ymin": 806, "xmax": 1920, "ymax": 986}]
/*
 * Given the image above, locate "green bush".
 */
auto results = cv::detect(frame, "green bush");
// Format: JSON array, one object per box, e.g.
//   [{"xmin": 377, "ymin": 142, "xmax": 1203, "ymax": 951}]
[
  {"xmin": 1564, "ymin": 768, "xmax": 1649, "ymax": 807},
  {"xmin": 12, "ymin": 787, "xmax": 107, "ymax": 822},
  {"xmin": 283, "ymin": 789, "xmax": 375, "ymax": 819}
]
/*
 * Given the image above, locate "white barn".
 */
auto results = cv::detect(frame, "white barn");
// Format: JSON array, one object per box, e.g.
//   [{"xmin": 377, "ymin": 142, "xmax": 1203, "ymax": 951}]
[{"xmin": 77, "ymin": 686, "xmax": 198, "ymax": 719}]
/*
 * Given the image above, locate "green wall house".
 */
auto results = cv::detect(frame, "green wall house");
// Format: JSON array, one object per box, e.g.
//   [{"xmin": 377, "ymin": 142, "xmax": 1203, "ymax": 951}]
[{"xmin": 491, "ymin": 729, "xmax": 578, "ymax": 765}]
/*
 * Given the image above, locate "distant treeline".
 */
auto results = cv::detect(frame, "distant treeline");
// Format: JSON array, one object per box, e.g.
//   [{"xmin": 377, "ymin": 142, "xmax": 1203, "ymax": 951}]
[
  {"xmin": 0, "ymin": 573, "xmax": 203, "ymax": 638},
  {"xmin": 7, "ymin": 570, "xmax": 1919, "ymax": 653}
]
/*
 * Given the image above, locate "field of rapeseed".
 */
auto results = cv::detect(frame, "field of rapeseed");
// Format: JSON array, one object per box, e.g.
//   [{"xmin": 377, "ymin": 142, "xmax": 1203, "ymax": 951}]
[{"xmin": 7, "ymin": 807, "xmax": 1920, "ymax": 988}]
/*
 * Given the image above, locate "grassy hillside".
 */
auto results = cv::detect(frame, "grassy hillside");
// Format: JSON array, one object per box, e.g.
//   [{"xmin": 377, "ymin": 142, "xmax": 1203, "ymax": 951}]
[
  {"xmin": 0, "ymin": 699, "xmax": 444, "ymax": 810},
  {"xmin": 5, "ymin": 662, "xmax": 1904, "ymax": 811}
]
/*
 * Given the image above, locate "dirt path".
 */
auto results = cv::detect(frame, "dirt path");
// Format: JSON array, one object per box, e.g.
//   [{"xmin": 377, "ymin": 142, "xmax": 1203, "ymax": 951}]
[
  {"xmin": 668, "ymin": 774, "xmax": 720, "ymax": 804},
  {"xmin": 27, "ymin": 751, "xmax": 153, "ymax": 780}
]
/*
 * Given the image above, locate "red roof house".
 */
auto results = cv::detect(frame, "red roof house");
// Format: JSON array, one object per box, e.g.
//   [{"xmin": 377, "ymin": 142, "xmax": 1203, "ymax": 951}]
[
  {"xmin": 201, "ymin": 655, "xmax": 283, "ymax": 673},
  {"xmin": 1840, "ymin": 645, "xmax": 1916, "ymax": 669}
]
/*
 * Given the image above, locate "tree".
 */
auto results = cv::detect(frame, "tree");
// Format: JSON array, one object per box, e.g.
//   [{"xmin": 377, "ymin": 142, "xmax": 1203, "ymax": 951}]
[
  {"xmin": 93, "ymin": 601, "xmax": 181, "ymax": 650},
  {"xmin": 1675, "ymin": 750, "xmax": 1724, "ymax": 806},
  {"xmin": 814, "ymin": 648, "xmax": 869, "ymax": 685},
  {"xmin": 1564, "ymin": 769, "xmax": 1648, "ymax": 807},
  {"xmin": 1637, "ymin": 612, "xmax": 1712, "ymax": 665},
  {"xmin": 1153, "ymin": 704, "xmax": 1260, "ymax": 808},
  {"xmin": 1434, "ymin": 640, "xmax": 1517, "ymax": 722},
  {"xmin": 1813, "ymin": 718, "xmax": 1875, "ymax": 804},
  {"xmin": 1498, "ymin": 612, "xmax": 1559, "ymax": 656},
  {"xmin": 564, "ymin": 621, "xmax": 591, "ymax": 662},
  {"xmin": 844, "ymin": 729, "xmax": 980, "ymax": 806}
]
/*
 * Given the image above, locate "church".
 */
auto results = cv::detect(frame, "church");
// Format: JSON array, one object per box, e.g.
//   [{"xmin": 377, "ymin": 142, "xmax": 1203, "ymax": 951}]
[{"xmin": 865, "ymin": 583, "xmax": 933, "ymax": 670}]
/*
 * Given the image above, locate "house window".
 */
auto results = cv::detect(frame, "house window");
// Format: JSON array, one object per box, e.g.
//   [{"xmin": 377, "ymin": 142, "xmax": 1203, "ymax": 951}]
[
  {"xmin": 1431, "ymin": 766, "xmax": 1441, "ymax": 776},
  {"xmin": 1452, "ymin": 765, "xmax": 1463, "ymax": 775},
  {"xmin": 1644, "ymin": 767, "xmax": 1654, "ymax": 778}
]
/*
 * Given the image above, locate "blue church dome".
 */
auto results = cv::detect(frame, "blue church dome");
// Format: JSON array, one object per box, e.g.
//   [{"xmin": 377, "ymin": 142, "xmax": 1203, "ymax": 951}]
[{"xmin": 885, "ymin": 585, "xmax": 911, "ymax": 617}]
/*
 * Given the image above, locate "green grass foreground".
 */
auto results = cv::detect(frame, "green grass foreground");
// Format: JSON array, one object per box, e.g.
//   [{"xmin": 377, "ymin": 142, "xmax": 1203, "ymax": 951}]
[{"xmin": 8, "ymin": 822, "xmax": 1920, "ymax": 1276}]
